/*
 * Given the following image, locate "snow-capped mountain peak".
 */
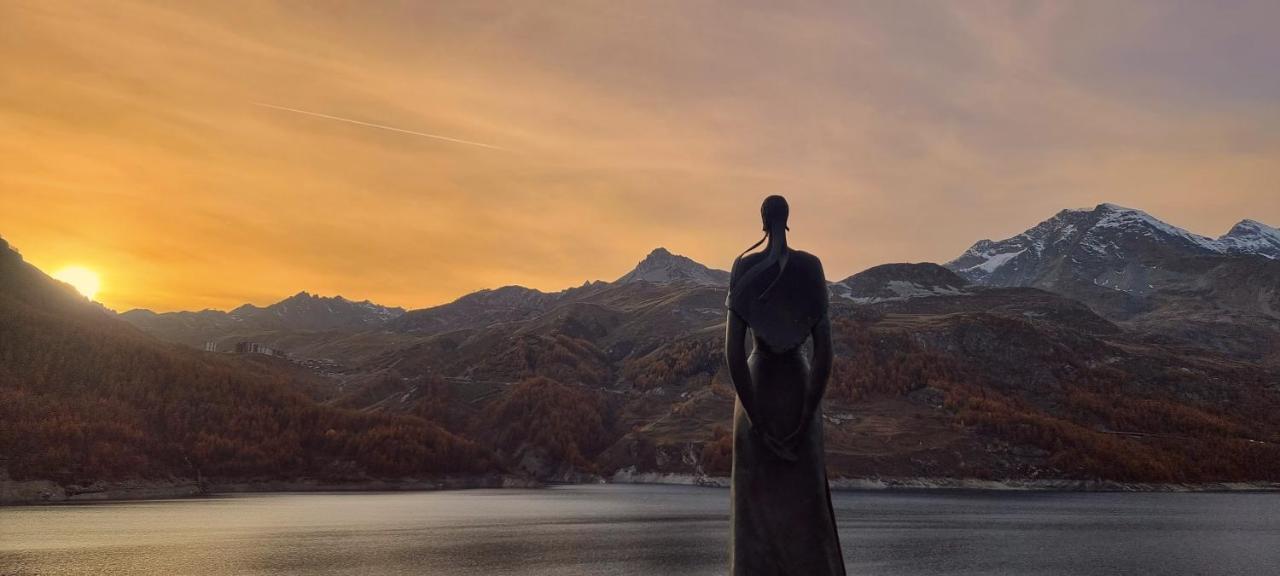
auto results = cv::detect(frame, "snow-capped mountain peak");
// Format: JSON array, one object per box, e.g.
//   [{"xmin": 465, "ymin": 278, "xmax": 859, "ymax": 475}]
[
  {"xmin": 946, "ymin": 203, "xmax": 1278, "ymax": 288},
  {"xmin": 615, "ymin": 247, "xmax": 730, "ymax": 287},
  {"xmin": 1217, "ymin": 219, "xmax": 1280, "ymax": 259},
  {"xmin": 1085, "ymin": 203, "xmax": 1221, "ymax": 252}
]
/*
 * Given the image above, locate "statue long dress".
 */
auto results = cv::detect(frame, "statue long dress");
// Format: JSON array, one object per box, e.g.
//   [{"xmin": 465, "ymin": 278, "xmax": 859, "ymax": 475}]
[{"xmin": 725, "ymin": 248, "xmax": 845, "ymax": 576}]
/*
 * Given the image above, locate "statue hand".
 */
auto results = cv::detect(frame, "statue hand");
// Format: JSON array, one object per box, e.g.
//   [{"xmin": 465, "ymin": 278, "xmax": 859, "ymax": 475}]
[
  {"xmin": 761, "ymin": 431, "xmax": 799, "ymax": 462},
  {"xmin": 779, "ymin": 420, "xmax": 809, "ymax": 449}
]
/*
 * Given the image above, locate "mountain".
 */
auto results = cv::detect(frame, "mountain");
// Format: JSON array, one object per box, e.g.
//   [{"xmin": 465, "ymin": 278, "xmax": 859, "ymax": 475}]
[
  {"xmin": 615, "ymin": 247, "xmax": 730, "ymax": 286},
  {"xmin": 947, "ymin": 203, "xmax": 1279, "ymax": 288},
  {"xmin": 326, "ymin": 254, "xmax": 1280, "ymax": 485},
  {"xmin": 388, "ymin": 247, "xmax": 727, "ymax": 336},
  {"xmin": 125, "ymin": 246, "xmax": 724, "ymax": 349},
  {"xmin": 945, "ymin": 204, "xmax": 1280, "ymax": 362},
  {"xmin": 118, "ymin": 292, "xmax": 406, "ymax": 364},
  {"xmin": 232, "ymin": 291, "xmax": 405, "ymax": 330},
  {"xmin": 948, "ymin": 203, "xmax": 1216, "ymax": 286},
  {"xmin": 830, "ymin": 263, "xmax": 970, "ymax": 303},
  {"xmin": 1217, "ymin": 219, "xmax": 1280, "ymax": 259},
  {"xmin": 121, "ymin": 291, "xmax": 403, "ymax": 337},
  {"xmin": 0, "ymin": 236, "xmax": 494, "ymax": 500},
  {"xmin": 391, "ymin": 285, "xmax": 571, "ymax": 336},
  {"xmin": 63, "ymin": 234, "xmax": 1280, "ymax": 487}
]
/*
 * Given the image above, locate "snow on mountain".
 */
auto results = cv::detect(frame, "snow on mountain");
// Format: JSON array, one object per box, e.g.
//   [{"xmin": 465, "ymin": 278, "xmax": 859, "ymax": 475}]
[
  {"xmin": 967, "ymin": 249, "xmax": 1025, "ymax": 275},
  {"xmin": 1216, "ymin": 219, "xmax": 1280, "ymax": 260},
  {"xmin": 946, "ymin": 203, "xmax": 1277, "ymax": 285},
  {"xmin": 615, "ymin": 247, "xmax": 730, "ymax": 287},
  {"xmin": 1087, "ymin": 203, "xmax": 1222, "ymax": 252},
  {"xmin": 830, "ymin": 263, "xmax": 970, "ymax": 304}
]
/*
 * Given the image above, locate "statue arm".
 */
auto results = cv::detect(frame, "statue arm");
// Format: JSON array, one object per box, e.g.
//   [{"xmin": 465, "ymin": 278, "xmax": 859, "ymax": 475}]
[
  {"xmin": 807, "ymin": 315, "xmax": 834, "ymax": 422},
  {"xmin": 727, "ymin": 310, "xmax": 801, "ymax": 461},
  {"xmin": 783, "ymin": 314, "xmax": 833, "ymax": 449},
  {"xmin": 725, "ymin": 310, "xmax": 762, "ymax": 427}
]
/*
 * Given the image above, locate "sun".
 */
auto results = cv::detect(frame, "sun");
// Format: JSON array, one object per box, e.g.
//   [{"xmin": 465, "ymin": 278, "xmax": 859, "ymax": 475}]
[{"xmin": 52, "ymin": 266, "xmax": 101, "ymax": 300}]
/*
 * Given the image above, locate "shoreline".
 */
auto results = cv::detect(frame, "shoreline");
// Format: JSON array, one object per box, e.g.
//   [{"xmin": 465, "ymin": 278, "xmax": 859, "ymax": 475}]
[
  {"xmin": 606, "ymin": 469, "xmax": 1280, "ymax": 493},
  {"xmin": 0, "ymin": 474, "xmax": 540, "ymax": 506},
  {"xmin": 826, "ymin": 477, "xmax": 1280, "ymax": 493},
  {"xmin": 5, "ymin": 473, "xmax": 1278, "ymax": 506}
]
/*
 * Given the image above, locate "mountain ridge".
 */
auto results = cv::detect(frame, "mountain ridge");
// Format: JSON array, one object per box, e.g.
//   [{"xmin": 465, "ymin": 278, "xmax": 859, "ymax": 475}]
[
  {"xmin": 124, "ymin": 290, "xmax": 404, "ymax": 325},
  {"xmin": 947, "ymin": 203, "xmax": 1277, "ymax": 286},
  {"xmin": 943, "ymin": 203, "xmax": 1280, "ymax": 363},
  {"xmin": 614, "ymin": 247, "xmax": 730, "ymax": 287},
  {"xmin": 8, "ymin": 206, "xmax": 1280, "ymax": 491},
  {"xmin": 120, "ymin": 210, "xmax": 1280, "ymax": 366}
]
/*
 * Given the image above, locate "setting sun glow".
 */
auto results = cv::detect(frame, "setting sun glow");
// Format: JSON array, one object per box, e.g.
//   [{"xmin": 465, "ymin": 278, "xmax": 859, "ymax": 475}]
[{"xmin": 52, "ymin": 266, "xmax": 101, "ymax": 300}]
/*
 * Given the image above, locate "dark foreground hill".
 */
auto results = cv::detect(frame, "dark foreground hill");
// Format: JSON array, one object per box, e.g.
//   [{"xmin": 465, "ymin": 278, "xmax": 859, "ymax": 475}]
[{"xmin": 0, "ymin": 237, "xmax": 495, "ymax": 497}]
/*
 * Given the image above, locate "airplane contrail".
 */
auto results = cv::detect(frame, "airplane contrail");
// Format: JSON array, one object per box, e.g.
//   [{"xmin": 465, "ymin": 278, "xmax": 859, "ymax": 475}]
[{"xmin": 253, "ymin": 102, "xmax": 507, "ymax": 151}]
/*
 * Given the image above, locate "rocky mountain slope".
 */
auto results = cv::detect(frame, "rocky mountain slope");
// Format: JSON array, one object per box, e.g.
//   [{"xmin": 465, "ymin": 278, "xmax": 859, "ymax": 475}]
[
  {"xmin": 945, "ymin": 203, "xmax": 1280, "ymax": 363},
  {"xmin": 947, "ymin": 204, "xmax": 1278, "ymax": 288},
  {"xmin": 829, "ymin": 263, "xmax": 971, "ymax": 303}
]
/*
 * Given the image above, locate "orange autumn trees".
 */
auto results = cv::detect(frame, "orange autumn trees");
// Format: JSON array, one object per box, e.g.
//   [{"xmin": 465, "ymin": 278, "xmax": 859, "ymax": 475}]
[
  {"xmin": 623, "ymin": 336, "xmax": 723, "ymax": 391},
  {"xmin": 475, "ymin": 377, "xmax": 615, "ymax": 472},
  {"xmin": 0, "ymin": 270, "xmax": 495, "ymax": 484},
  {"xmin": 823, "ymin": 313, "xmax": 1280, "ymax": 483}
]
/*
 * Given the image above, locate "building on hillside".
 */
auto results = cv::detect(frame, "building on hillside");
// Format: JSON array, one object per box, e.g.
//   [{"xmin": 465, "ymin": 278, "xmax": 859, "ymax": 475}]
[
  {"xmin": 234, "ymin": 341, "xmax": 287, "ymax": 358},
  {"xmin": 203, "ymin": 341, "xmax": 218, "ymax": 352}
]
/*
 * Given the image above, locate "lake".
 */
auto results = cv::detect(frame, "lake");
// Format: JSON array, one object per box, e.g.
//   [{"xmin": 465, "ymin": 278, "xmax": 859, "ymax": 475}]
[{"xmin": 2, "ymin": 484, "xmax": 1278, "ymax": 575}]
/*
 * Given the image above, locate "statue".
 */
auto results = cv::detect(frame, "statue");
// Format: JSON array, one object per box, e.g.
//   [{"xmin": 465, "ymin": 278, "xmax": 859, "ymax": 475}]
[{"xmin": 724, "ymin": 195, "xmax": 845, "ymax": 575}]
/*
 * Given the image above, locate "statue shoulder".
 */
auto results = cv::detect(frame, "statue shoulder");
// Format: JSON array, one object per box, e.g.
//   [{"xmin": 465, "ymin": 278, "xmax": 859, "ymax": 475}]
[
  {"xmin": 730, "ymin": 251, "xmax": 769, "ymax": 284},
  {"xmin": 789, "ymin": 250, "xmax": 827, "ymax": 282}
]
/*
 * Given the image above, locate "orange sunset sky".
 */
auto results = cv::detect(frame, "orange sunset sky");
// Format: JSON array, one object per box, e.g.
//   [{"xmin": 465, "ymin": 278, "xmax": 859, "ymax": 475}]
[{"xmin": 2, "ymin": 1, "xmax": 1278, "ymax": 312}]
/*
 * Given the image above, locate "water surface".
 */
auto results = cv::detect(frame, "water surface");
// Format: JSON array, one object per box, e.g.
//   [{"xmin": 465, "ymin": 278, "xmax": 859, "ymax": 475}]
[{"xmin": 2, "ymin": 485, "xmax": 1278, "ymax": 575}]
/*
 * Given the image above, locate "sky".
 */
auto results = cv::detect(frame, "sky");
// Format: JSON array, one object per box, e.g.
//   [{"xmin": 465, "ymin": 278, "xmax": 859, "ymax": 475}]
[{"xmin": 2, "ymin": 1, "xmax": 1278, "ymax": 312}]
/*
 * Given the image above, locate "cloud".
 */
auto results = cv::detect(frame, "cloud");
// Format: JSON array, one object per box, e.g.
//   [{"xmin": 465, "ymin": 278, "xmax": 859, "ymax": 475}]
[
  {"xmin": 1, "ymin": 0, "xmax": 1277, "ymax": 311},
  {"xmin": 252, "ymin": 102, "xmax": 509, "ymax": 151}
]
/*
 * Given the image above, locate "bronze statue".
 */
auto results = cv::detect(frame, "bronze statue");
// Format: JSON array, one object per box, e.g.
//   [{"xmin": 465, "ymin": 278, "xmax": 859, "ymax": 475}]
[{"xmin": 725, "ymin": 195, "xmax": 845, "ymax": 575}]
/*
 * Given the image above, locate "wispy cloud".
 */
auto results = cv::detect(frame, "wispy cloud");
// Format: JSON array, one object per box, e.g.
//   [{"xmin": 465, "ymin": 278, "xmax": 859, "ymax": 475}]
[{"xmin": 253, "ymin": 102, "xmax": 508, "ymax": 151}]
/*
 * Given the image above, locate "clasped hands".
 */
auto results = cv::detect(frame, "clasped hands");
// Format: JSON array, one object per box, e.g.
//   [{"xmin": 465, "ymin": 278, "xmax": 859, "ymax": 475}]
[{"xmin": 755, "ymin": 420, "xmax": 808, "ymax": 462}]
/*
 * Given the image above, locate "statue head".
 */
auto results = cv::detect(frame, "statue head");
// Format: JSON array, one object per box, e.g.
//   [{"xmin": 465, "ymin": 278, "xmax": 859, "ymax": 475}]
[
  {"xmin": 729, "ymin": 195, "xmax": 793, "ymax": 305},
  {"xmin": 760, "ymin": 195, "xmax": 789, "ymax": 233}
]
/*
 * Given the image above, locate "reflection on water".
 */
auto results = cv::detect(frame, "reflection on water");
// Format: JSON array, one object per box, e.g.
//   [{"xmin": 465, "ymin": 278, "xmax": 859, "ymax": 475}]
[{"xmin": 2, "ymin": 485, "xmax": 1279, "ymax": 575}]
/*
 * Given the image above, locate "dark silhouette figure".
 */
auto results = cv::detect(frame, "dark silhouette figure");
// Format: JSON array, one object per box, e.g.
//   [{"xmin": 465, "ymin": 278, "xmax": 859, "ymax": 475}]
[{"xmin": 725, "ymin": 195, "xmax": 845, "ymax": 575}]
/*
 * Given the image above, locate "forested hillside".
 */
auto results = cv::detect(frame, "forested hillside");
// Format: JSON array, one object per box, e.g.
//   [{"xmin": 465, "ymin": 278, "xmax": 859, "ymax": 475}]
[
  {"xmin": 325, "ymin": 265, "xmax": 1280, "ymax": 485},
  {"xmin": 12, "ymin": 234, "xmax": 1280, "ymax": 491},
  {"xmin": 0, "ymin": 237, "xmax": 494, "ymax": 486}
]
